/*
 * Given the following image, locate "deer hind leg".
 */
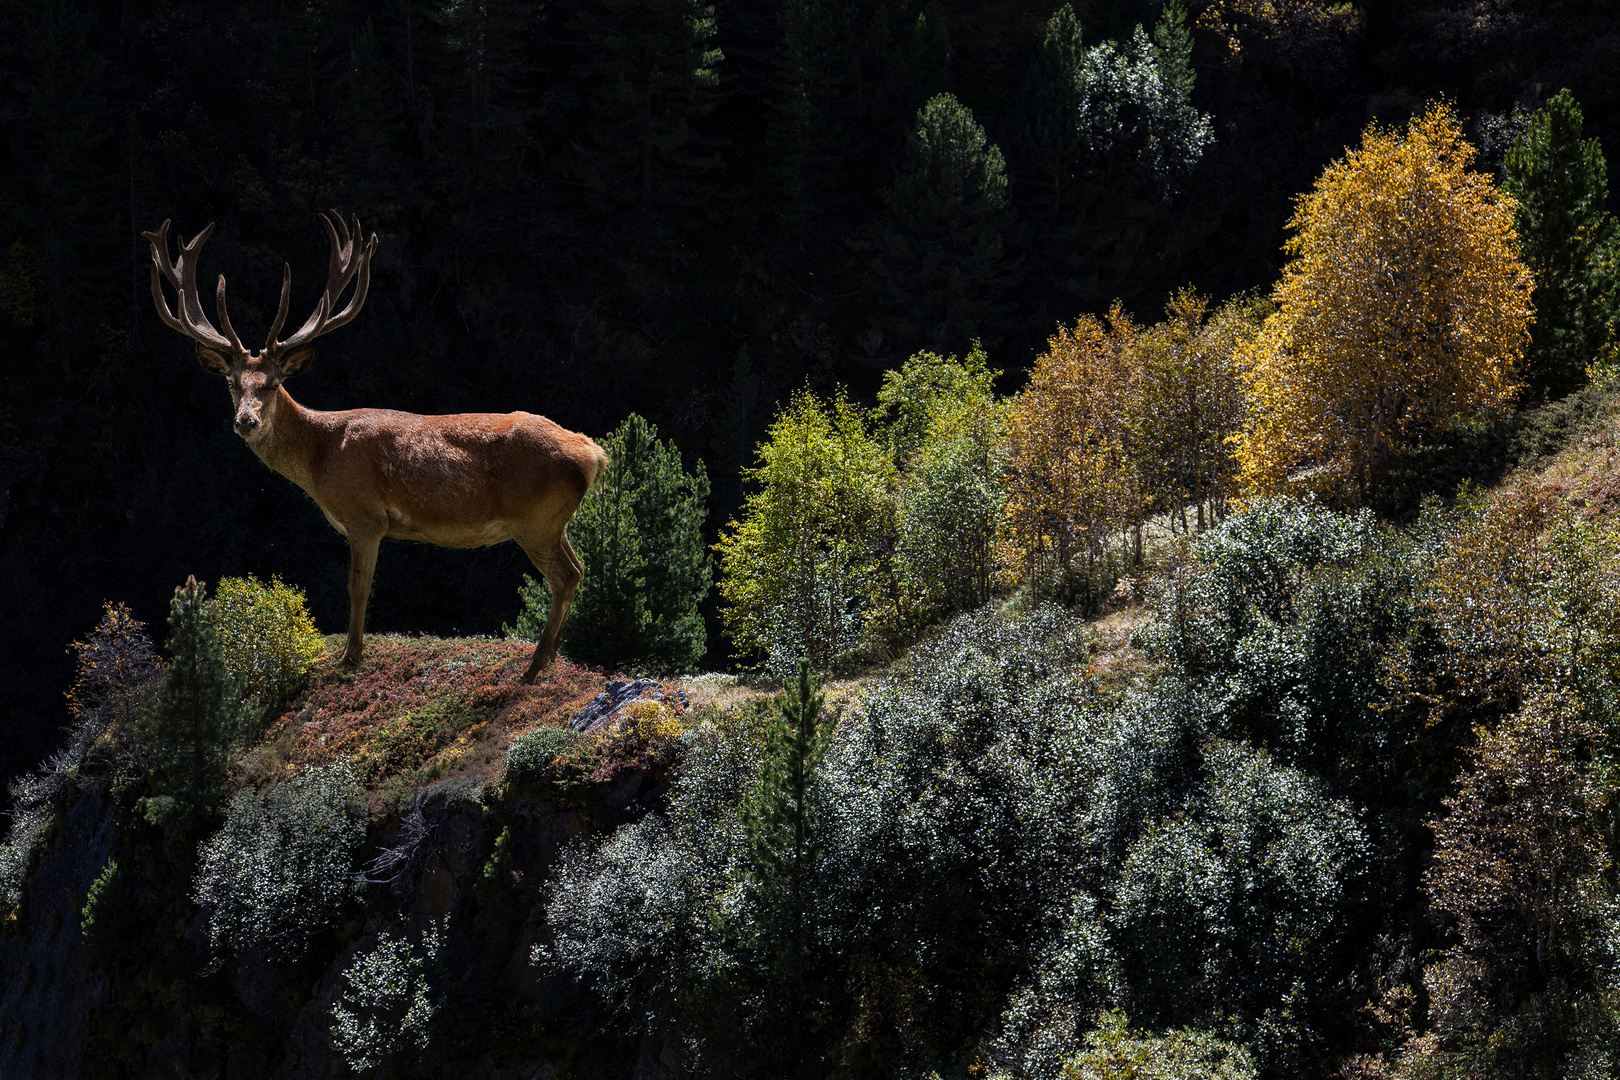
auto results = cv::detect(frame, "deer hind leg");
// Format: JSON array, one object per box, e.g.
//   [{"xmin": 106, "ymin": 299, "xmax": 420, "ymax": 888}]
[
  {"xmin": 342, "ymin": 527, "xmax": 385, "ymax": 667},
  {"xmin": 517, "ymin": 530, "xmax": 583, "ymax": 684}
]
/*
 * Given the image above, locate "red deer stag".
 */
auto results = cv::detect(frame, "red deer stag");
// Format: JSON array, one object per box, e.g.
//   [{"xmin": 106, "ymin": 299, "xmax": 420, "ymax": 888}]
[{"xmin": 142, "ymin": 213, "xmax": 606, "ymax": 683}]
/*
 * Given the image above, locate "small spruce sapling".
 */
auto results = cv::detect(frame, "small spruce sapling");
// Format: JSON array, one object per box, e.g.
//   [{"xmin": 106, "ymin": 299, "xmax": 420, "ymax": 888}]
[
  {"xmin": 510, "ymin": 412, "xmax": 711, "ymax": 673},
  {"xmin": 131, "ymin": 576, "xmax": 247, "ymax": 829},
  {"xmin": 744, "ymin": 660, "xmax": 832, "ymax": 918}
]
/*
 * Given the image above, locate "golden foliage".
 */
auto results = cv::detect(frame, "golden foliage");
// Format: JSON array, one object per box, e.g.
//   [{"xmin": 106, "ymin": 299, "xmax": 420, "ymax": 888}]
[
  {"xmin": 66, "ymin": 601, "xmax": 162, "ymax": 736},
  {"xmin": 213, "ymin": 575, "xmax": 325, "ymax": 706},
  {"xmin": 1001, "ymin": 305, "xmax": 1144, "ymax": 598},
  {"xmin": 1233, "ymin": 104, "xmax": 1532, "ymax": 503}
]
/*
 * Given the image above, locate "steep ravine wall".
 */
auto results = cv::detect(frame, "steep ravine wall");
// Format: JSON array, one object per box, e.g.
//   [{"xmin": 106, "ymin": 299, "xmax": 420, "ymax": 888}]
[{"xmin": 0, "ymin": 767, "xmax": 671, "ymax": 1079}]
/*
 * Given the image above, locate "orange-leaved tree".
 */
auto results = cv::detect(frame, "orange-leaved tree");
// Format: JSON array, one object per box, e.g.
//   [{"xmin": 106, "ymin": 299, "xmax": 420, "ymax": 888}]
[
  {"xmin": 1233, "ymin": 104, "xmax": 1532, "ymax": 504},
  {"xmin": 1001, "ymin": 305, "xmax": 1144, "ymax": 605}
]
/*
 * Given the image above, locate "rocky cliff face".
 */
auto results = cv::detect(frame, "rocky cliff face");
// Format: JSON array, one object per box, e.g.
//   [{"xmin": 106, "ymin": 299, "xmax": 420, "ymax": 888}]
[{"xmin": 0, "ymin": 640, "xmax": 706, "ymax": 1079}]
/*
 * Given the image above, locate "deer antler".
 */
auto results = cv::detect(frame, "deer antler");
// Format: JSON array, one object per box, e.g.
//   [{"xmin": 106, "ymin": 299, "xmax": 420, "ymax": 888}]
[
  {"xmin": 141, "ymin": 220, "xmax": 244, "ymax": 356},
  {"xmin": 268, "ymin": 211, "xmax": 378, "ymax": 357}
]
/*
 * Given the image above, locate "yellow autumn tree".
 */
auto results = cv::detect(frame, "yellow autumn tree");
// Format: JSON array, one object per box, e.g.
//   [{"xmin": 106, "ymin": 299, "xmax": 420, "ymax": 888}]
[
  {"xmin": 1233, "ymin": 104, "xmax": 1532, "ymax": 503},
  {"xmin": 1001, "ymin": 305, "xmax": 1144, "ymax": 604}
]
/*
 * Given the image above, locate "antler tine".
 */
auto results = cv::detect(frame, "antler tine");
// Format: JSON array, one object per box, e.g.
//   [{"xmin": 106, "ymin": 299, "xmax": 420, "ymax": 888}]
[
  {"xmin": 272, "ymin": 211, "xmax": 378, "ymax": 353},
  {"xmin": 141, "ymin": 219, "xmax": 235, "ymax": 353},
  {"xmin": 263, "ymin": 263, "xmax": 293, "ymax": 354},
  {"xmin": 214, "ymin": 274, "xmax": 246, "ymax": 353},
  {"xmin": 318, "ymin": 216, "xmax": 377, "ymax": 334}
]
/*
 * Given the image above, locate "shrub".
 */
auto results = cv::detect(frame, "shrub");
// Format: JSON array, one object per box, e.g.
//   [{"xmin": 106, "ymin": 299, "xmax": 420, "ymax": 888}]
[
  {"xmin": 193, "ymin": 761, "xmax": 365, "ymax": 968},
  {"xmin": 0, "ymin": 782, "xmax": 54, "ymax": 920},
  {"xmin": 3, "ymin": 602, "xmax": 160, "ymax": 916},
  {"xmin": 331, "ymin": 919, "xmax": 445, "ymax": 1071},
  {"xmin": 130, "ymin": 576, "xmax": 249, "ymax": 829},
  {"xmin": 509, "ymin": 412, "xmax": 711, "ymax": 673},
  {"xmin": 1061, "ymin": 1009, "xmax": 1257, "ymax": 1080},
  {"xmin": 213, "ymin": 574, "xmax": 324, "ymax": 708},
  {"xmin": 504, "ymin": 725, "xmax": 585, "ymax": 786},
  {"xmin": 1108, "ymin": 741, "xmax": 1366, "ymax": 1048}
]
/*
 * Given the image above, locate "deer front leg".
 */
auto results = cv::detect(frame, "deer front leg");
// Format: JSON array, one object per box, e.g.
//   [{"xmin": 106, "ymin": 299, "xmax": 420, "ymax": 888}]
[
  {"xmin": 518, "ymin": 531, "xmax": 583, "ymax": 684},
  {"xmin": 342, "ymin": 528, "xmax": 384, "ymax": 667}
]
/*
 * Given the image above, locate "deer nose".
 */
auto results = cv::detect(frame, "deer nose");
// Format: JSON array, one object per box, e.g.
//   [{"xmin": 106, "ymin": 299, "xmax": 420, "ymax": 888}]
[{"xmin": 234, "ymin": 415, "xmax": 260, "ymax": 436}]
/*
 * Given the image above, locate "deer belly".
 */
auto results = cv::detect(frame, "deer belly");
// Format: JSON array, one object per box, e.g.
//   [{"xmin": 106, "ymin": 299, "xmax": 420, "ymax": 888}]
[{"xmin": 386, "ymin": 510, "xmax": 514, "ymax": 548}]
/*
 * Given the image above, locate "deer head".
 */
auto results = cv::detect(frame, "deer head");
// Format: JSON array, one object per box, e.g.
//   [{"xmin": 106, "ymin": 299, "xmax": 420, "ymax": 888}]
[{"xmin": 143, "ymin": 213, "xmax": 378, "ymax": 437}]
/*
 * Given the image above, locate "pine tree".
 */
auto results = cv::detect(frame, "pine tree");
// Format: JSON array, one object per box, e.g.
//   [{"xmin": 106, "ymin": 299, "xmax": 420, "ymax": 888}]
[
  {"xmin": 873, "ymin": 93, "xmax": 1017, "ymax": 352},
  {"xmin": 1503, "ymin": 88, "xmax": 1619, "ymax": 398},
  {"xmin": 131, "ymin": 577, "xmax": 246, "ymax": 830},
  {"xmin": 433, "ymin": 0, "xmax": 536, "ymax": 167},
  {"xmin": 744, "ymin": 661, "xmax": 831, "ymax": 908},
  {"xmin": 574, "ymin": 0, "xmax": 723, "ymax": 215},
  {"xmin": 334, "ymin": 20, "xmax": 419, "ymax": 219},
  {"xmin": 510, "ymin": 413, "xmax": 711, "ymax": 672},
  {"xmin": 8, "ymin": 0, "xmax": 118, "ymax": 369},
  {"xmin": 1014, "ymin": 4, "xmax": 1086, "ymax": 216}
]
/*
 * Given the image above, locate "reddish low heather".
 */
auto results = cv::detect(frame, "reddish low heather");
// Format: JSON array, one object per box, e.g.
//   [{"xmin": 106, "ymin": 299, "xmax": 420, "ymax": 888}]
[{"xmin": 253, "ymin": 636, "xmax": 609, "ymax": 799}]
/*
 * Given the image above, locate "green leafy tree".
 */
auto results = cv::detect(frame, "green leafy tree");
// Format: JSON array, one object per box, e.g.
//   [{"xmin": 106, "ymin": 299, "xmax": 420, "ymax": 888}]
[
  {"xmin": 510, "ymin": 413, "xmax": 711, "ymax": 673},
  {"xmin": 873, "ymin": 92, "xmax": 1018, "ymax": 351},
  {"xmin": 130, "ymin": 577, "xmax": 247, "ymax": 830},
  {"xmin": 1503, "ymin": 88, "xmax": 1620, "ymax": 397},
  {"xmin": 716, "ymin": 390, "xmax": 896, "ymax": 673},
  {"xmin": 876, "ymin": 344, "xmax": 1007, "ymax": 625}
]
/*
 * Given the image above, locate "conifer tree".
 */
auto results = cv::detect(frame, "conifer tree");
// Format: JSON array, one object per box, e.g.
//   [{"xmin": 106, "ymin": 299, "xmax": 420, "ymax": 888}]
[
  {"xmin": 433, "ymin": 0, "xmax": 536, "ymax": 166},
  {"xmin": 574, "ymin": 0, "xmax": 723, "ymax": 215},
  {"xmin": 8, "ymin": 0, "xmax": 117, "ymax": 364},
  {"xmin": 1503, "ymin": 88, "xmax": 1619, "ymax": 398},
  {"xmin": 744, "ymin": 660, "xmax": 831, "ymax": 912},
  {"xmin": 873, "ymin": 93, "xmax": 1017, "ymax": 351},
  {"xmin": 1015, "ymin": 4, "xmax": 1086, "ymax": 216},
  {"xmin": 335, "ymin": 21, "xmax": 418, "ymax": 218},
  {"xmin": 131, "ymin": 577, "xmax": 246, "ymax": 830},
  {"xmin": 511, "ymin": 413, "xmax": 711, "ymax": 673}
]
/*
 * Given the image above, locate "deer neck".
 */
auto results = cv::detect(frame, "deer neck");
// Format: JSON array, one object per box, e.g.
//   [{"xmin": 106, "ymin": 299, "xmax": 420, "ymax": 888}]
[{"xmin": 245, "ymin": 385, "xmax": 325, "ymax": 493}]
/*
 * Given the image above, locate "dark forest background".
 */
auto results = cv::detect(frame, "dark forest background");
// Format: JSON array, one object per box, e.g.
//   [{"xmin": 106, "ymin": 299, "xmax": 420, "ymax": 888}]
[{"xmin": 2, "ymin": 0, "xmax": 1618, "ymax": 785}]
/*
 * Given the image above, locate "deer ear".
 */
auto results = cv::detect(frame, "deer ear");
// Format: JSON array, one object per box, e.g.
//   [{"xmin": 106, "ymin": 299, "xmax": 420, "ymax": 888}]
[
  {"xmin": 278, "ymin": 348, "xmax": 315, "ymax": 378},
  {"xmin": 195, "ymin": 345, "xmax": 231, "ymax": 375}
]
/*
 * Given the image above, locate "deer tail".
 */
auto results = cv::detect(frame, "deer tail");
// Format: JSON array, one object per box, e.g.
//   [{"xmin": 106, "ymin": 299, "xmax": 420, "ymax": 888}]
[{"xmin": 584, "ymin": 440, "xmax": 609, "ymax": 492}]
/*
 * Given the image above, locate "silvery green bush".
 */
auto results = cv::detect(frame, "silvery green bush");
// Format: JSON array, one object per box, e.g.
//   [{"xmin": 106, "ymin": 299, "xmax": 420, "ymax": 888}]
[
  {"xmin": 193, "ymin": 761, "xmax": 364, "ymax": 967},
  {"xmin": 331, "ymin": 919, "xmax": 444, "ymax": 1071},
  {"xmin": 546, "ymin": 584, "xmax": 1373, "ymax": 1076}
]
